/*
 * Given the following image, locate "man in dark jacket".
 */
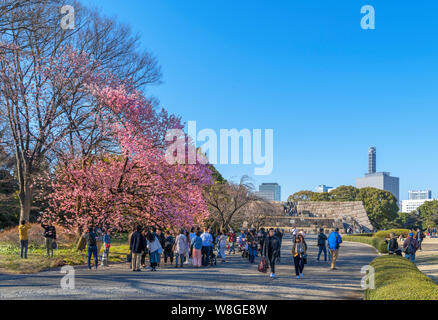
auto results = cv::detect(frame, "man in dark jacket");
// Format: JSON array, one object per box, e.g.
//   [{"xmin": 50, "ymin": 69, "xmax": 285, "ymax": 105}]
[
  {"xmin": 257, "ymin": 228, "xmax": 266, "ymax": 256},
  {"xmin": 41, "ymin": 221, "xmax": 57, "ymax": 258},
  {"xmin": 163, "ymin": 230, "xmax": 175, "ymax": 265},
  {"xmin": 130, "ymin": 226, "xmax": 146, "ymax": 271},
  {"xmin": 316, "ymin": 228, "xmax": 328, "ymax": 262},
  {"xmin": 388, "ymin": 232, "xmax": 400, "ymax": 255},
  {"xmin": 262, "ymin": 228, "xmax": 280, "ymax": 279},
  {"xmin": 274, "ymin": 228, "xmax": 284, "ymax": 262},
  {"xmin": 415, "ymin": 228, "xmax": 425, "ymax": 251},
  {"xmin": 84, "ymin": 227, "xmax": 99, "ymax": 270}
]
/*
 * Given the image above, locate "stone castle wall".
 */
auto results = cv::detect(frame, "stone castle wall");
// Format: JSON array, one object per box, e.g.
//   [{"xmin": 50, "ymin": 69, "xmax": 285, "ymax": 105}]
[
  {"xmin": 259, "ymin": 201, "xmax": 373, "ymax": 234},
  {"xmin": 296, "ymin": 201, "xmax": 373, "ymax": 230}
]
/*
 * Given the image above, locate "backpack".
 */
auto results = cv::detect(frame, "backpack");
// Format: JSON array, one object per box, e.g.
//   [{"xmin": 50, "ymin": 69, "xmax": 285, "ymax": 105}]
[
  {"xmin": 317, "ymin": 234, "xmax": 326, "ymax": 246},
  {"xmin": 87, "ymin": 232, "xmax": 97, "ymax": 247},
  {"xmin": 405, "ymin": 240, "xmax": 415, "ymax": 255}
]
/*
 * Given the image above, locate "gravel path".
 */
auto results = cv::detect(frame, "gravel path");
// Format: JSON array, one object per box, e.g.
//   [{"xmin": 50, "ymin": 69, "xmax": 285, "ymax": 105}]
[
  {"xmin": 415, "ymin": 237, "xmax": 438, "ymax": 284},
  {"xmin": 0, "ymin": 235, "xmax": 376, "ymax": 300}
]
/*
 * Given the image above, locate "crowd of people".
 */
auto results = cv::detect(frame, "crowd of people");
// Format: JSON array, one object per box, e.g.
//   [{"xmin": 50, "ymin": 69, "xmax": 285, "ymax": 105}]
[
  {"xmin": 123, "ymin": 224, "xmax": 344, "ymax": 280},
  {"xmin": 17, "ymin": 219, "xmax": 431, "ymax": 277}
]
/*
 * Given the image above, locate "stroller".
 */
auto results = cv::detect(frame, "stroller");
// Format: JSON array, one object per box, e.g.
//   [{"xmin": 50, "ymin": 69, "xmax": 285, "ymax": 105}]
[
  {"xmin": 209, "ymin": 244, "xmax": 217, "ymax": 266},
  {"xmin": 240, "ymin": 240, "xmax": 249, "ymax": 258}
]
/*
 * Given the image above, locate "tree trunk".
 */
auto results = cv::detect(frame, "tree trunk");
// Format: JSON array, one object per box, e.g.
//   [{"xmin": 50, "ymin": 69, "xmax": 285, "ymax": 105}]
[
  {"xmin": 75, "ymin": 226, "xmax": 86, "ymax": 251},
  {"xmin": 18, "ymin": 175, "xmax": 32, "ymax": 223}
]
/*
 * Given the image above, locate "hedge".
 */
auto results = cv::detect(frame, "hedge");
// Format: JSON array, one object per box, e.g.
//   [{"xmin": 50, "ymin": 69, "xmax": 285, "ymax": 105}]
[
  {"xmin": 365, "ymin": 255, "xmax": 438, "ymax": 300},
  {"xmin": 346, "ymin": 233, "xmax": 374, "ymax": 237},
  {"xmin": 343, "ymin": 235, "xmax": 388, "ymax": 253},
  {"xmin": 373, "ymin": 229, "xmax": 415, "ymax": 239}
]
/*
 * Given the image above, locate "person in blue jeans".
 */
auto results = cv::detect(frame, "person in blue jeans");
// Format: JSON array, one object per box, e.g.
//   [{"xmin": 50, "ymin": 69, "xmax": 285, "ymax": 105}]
[
  {"xmin": 247, "ymin": 229, "xmax": 258, "ymax": 263},
  {"xmin": 84, "ymin": 227, "xmax": 99, "ymax": 270},
  {"xmin": 316, "ymin": 228, "xmax": 328, "ymax": 262},
  {"xmin": 403, "ymin": 232, "xmax": 420, "ymax": 262}
]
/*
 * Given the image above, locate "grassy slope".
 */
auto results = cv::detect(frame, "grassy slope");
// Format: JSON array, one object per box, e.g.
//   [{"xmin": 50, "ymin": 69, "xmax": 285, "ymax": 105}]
[{"xmin": 365, "ymin": 255, "xmax": 438, "ymax": 300}]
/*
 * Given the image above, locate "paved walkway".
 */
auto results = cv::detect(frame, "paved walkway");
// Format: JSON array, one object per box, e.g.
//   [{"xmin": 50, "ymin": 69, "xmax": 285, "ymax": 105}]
[
  {"xmin": 415, "ymin": 237, "xmax": 438, "ymax": 283},
  {"xmin": 0, "ymin": 235, "xmax": 376, "ymax": 300}
]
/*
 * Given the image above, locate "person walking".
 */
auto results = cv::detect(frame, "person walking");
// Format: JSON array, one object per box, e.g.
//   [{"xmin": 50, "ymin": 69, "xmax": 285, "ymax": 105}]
[
  {"xmin": 201, "ymin": 227, "xmax": 213, "ymax": 266},
  {"xmin": 247, "ymin": 229, "xmax": 258, "ymax": 264},
  {"xmin": 257, "ymin": 228, "xmax": 266, "ymax": 256},
  {"xmin": 217, "ymin": 231, "xmax": 227, "ymax": 263},
  {"xmin": 147, "ymin": 231, "xmax": 162, "ymax": 271},
  {"xmin": 129, "ymin": 226, "xmax": 145, "ymax": 272},
  {"xmin": 156, "ymin": 228, "xmax": 165, "ymax": 266},
  {"xmin": 84, "ymin": 227, "xmax": 99, "ymax": 270},
  {"xmin": 184, "ymin": 230, "xmax": 191, "ymax": 264},
  {"xmin": 292, "ymin": 234, "xmax": 307, "ymax": 279},
  {"xmin": 415, "ymin": 228, "xmax": 425, "ymax": 251},
  {"xmin": 228, "ymin": 229, "xmax": 236, "ymax": 254},
  {"xmin": 18, "ymin": 220, "xmax": 31, "ymax": 259},
  {"xmin": 291, "ymin": 227, "xmax": 297, "ymax": 243},
  {"xmin": 316, "ymin": 228, "xmax": 328, "ymax": 262},
  {"xmin": 41, "ymin": 221, "xmax": 57, "ymax": 258},
  {"xmin": 262, "ymin": 228, "xmax": 281, "ymax": 279},
  {"xmin": 403, "ymin": 232, "xmax": 420, "ymax": 262},
  {"xmin": 173, "ymin": 229, "xmax": 187, "ymax": 268},
  {"xmin": 274, "ymin": 228, "xmax": 284, "ymax": 262},
  {"xmin": 191, "ymin": 230, "xmax": 203, "ymax": 268},
  {"xmin": 328, "ymin": 228, "xmax": 343, "ymax": 270},
  {"xmin": 163, "ymin": 230, "xmax": 175, "ymax": 265}
]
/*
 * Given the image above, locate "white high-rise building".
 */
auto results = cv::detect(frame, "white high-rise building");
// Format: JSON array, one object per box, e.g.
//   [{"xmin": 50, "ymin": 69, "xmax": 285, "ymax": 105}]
[
  {"xmin": 401, "ymin": 199, "xmax": 435, "ymax": 213},
  {"xmin": 409, "ymin": 190, "xmax": 432, "ymax": 200}
]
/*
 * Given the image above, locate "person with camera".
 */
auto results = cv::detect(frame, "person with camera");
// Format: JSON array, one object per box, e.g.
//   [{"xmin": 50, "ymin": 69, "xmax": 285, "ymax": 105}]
[{"xmin": 41, "ymin": 221, "xmax": 57, "ymax": 258}]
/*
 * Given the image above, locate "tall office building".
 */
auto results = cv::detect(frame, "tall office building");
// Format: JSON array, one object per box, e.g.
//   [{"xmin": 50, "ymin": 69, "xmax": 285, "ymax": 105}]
[
  {"xmin": 256, "ymin": 183, "xmax": 281, "ymax": 201},
  {"xmin": 368, "ymin": 147, "xmax": 376, "ymax": 174},
  {"xmin": 409, "ymin": 190, "xmax": 432, "ymax": 200},
  {"xmin": 356, "ymin": 147, "xmax": 400, "ymax": 201}
]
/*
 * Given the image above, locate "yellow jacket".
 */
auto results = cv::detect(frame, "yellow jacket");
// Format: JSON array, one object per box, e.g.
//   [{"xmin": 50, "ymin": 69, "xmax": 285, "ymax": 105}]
[{"xmin": 18, "ymin": 223, "xmax": 31, "ymax": 240}]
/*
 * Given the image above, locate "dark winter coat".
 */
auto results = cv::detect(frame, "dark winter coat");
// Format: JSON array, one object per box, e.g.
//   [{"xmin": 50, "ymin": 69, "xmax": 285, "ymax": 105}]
[
  {"xmin": 262, "ymin": 235, "xmax": 280, "ymax": 258},
  {"xmin": 130, "ymin": 231, "xmax": 146, "ymax": 254},
  {"xmin": 41, "ymin": 224, "xmax": 57, "ymax": 239}
]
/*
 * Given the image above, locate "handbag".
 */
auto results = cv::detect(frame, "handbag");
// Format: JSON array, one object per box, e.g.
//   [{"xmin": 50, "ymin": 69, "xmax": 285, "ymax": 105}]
[
  {"xmin": 258, "ymin": 256, "xmax": 268, "ymax": 273},
  {"xmin": 51, "ymin": 241, "xmax": 58, "ymax": 250},
  {"xmin": 301, "ymin": 253, "xmax": 308, "ymax": 264}
]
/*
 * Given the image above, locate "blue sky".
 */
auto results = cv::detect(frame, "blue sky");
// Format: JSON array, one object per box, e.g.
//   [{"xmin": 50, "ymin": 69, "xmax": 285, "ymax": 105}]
[{"xmin": 82, "ymin": 0, "xmax": 438, "ymax": 201}]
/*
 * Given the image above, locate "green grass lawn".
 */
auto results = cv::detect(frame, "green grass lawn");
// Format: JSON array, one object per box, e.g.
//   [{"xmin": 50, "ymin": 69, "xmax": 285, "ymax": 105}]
[
  {"xmin": 365, "ymin": 255, "xmax": 438, "ymax": 300},
  {"xmin": 0, "ymin": 238, "xmax": 130, "ymax": 274}
]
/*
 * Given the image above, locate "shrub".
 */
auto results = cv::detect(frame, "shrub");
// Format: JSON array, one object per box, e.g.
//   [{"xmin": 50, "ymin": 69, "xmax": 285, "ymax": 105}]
[
  {"xmin": 343, "ymin": 235, "xmax": 388, "ymax": 253},
  {"xmin": 365, "ymin": 255, "xmax": 438, "ymax": 300},
  {"xmin": 371, "ymin": 236, "xmax": 388, "ymax": 253},
  {"xmin": 343, "ymin": 236, "xmax": 374, "ymax": 247},
  {"xmin": 374, "ymin": 229, "xmax": 415, "ymax": 239}
]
